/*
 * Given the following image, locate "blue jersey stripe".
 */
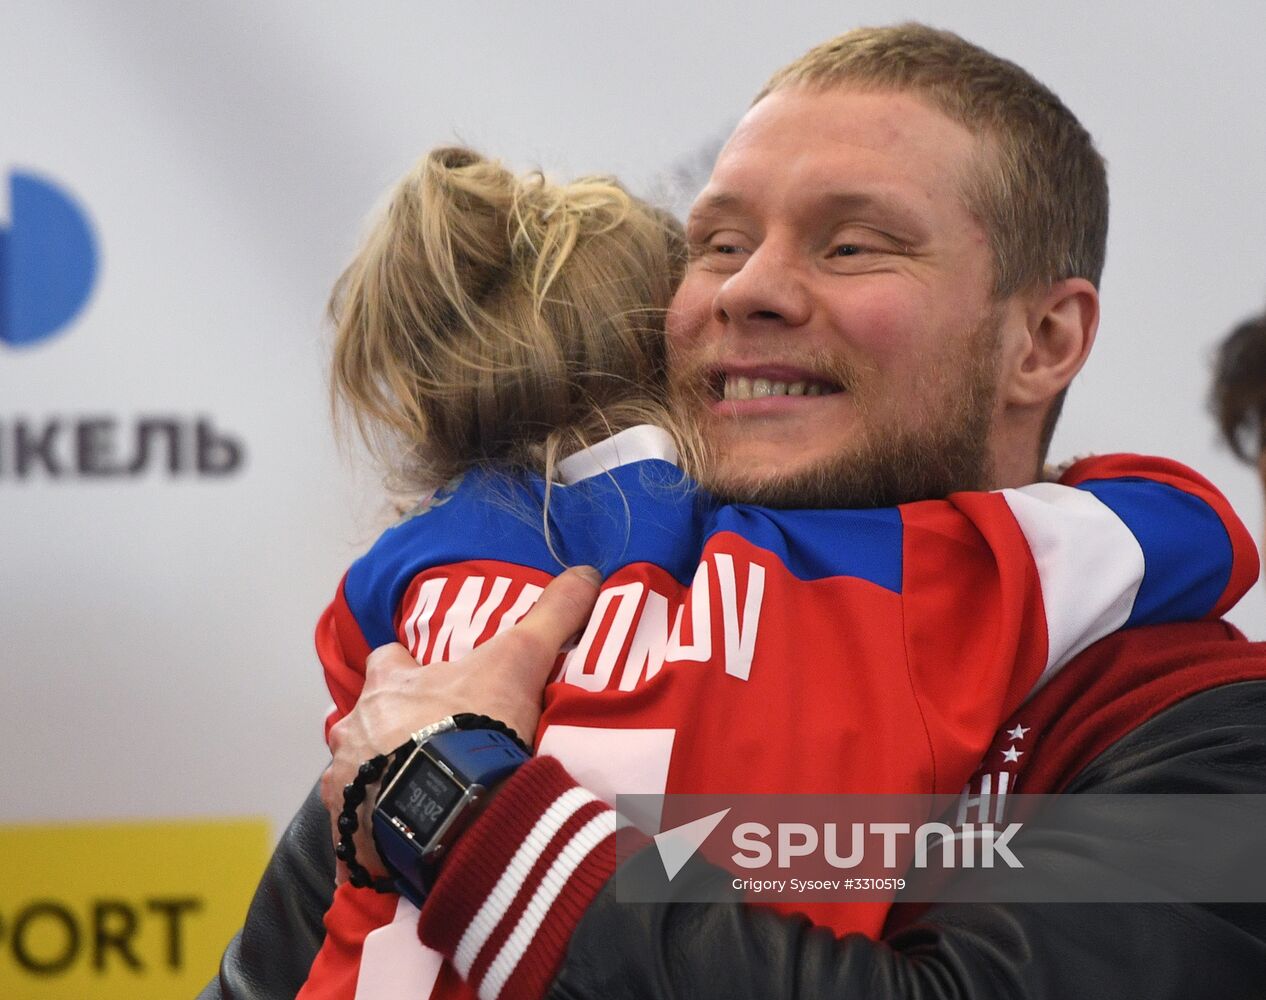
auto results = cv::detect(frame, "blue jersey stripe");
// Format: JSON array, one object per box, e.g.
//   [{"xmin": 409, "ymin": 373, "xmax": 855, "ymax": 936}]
[
  {"xmin": 712, "ymin": 504, "xmax": 903, "ymax": 593},
  {"xmin": 344, "ymin": 463, "xmax": 909, "ymax": 650},
  {"xmin": 1076, "ymin": 478, "xmax": 1232, "ymax": 627},
  {"xmin": 344, "ymin": 462, "xmax": 707, "ymax": 649}
]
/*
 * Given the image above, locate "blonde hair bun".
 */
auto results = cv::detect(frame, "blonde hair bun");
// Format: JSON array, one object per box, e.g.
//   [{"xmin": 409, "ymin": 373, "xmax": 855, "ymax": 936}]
[{"xmin": 330, "ymin": 146, "xmax": 691, "ymax": 493}]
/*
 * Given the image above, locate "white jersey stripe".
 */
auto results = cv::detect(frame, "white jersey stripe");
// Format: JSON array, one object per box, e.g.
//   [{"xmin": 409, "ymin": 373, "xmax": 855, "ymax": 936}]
[
  {"xmin": 479, "ymin": 810, "xmax": 619, "ymax": 1000},
  {"xmin": 453, "ymin": 786, "xmax": 599, "ymax": 977},
  {"xmin": 1001, "ymin": 483, "xmax": 1145, "ymax": 694}
]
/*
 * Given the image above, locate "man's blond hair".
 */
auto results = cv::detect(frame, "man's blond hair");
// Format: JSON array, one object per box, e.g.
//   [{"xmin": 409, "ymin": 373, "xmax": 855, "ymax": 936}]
[{"xmin": 757, "ymin": 23, "xmax": 1109, "ymax": 299}]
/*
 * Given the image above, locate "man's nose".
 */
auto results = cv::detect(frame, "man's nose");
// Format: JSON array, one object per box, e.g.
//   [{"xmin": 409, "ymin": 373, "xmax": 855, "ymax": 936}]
[{"xmin": 712, "ymin": 242, "xmax": 813, "ymax": 329}]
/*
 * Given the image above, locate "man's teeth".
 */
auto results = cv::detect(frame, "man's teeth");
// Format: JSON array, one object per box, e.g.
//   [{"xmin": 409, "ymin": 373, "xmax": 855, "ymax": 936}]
[{"xmin": 722, "ymin": 376, "xmax": 839, "ymax": 400}]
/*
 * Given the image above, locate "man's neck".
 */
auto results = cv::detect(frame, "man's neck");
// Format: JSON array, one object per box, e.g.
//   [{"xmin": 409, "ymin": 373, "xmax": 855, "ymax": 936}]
[{"xmin": 986, "ymin": 423, "xmax": 1044, "ymax": 490}]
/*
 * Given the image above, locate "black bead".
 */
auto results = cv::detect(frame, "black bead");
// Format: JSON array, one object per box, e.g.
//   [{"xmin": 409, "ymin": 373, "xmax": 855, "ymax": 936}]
[
  {"xmin": 335, "ymin": 840, "xmax": 353, "ymax": 861},
  {"xmin": 338, "ymin": 813, "xmax": 358, "ymax": 834},
  {"xmin": 343, "ymin": 784, "xmax": 366, "ymax": 807}
]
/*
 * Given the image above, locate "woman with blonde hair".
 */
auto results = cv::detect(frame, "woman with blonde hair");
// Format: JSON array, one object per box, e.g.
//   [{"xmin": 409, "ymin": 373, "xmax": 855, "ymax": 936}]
[
  {"xmin": 330, "ymin": 145, "xmax": 692, "ymax": 498},
  {"xmin": 302, "ymin": 146, "xmax": 709, "ymax": 999}
]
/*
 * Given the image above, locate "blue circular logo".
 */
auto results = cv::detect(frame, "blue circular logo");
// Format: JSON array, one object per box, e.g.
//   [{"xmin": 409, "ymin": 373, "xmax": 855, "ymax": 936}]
[{"xmin": 0, "ymin": 171, "xmax": 99, "ymax": 348}]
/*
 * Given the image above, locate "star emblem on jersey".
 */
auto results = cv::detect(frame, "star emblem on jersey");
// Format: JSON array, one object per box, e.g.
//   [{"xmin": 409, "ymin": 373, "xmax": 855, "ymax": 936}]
[
  {"xmin": 652, "ymin": 808, "xmax": 732, "ymax": 881},
  {"xmin": 1001, "ymin": 745, "xmax": 1024, "ymax": 763},
  {"xmin": 1006, "ymin": 724, "xmax": 1030, "ymax": 741}
]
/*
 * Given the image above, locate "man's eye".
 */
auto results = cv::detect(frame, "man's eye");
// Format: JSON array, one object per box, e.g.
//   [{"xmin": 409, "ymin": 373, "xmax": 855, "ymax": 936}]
[
  {"xmin": 832, "ymin": 244, "xmax": 863, "ymax": 257},
  {"xmin": 688, "ymin": 240, "xmax": 744, "ymax": 259},
  {"xmin": 688, "ymin": 240, "xmax": 749, "ymax": 270}
]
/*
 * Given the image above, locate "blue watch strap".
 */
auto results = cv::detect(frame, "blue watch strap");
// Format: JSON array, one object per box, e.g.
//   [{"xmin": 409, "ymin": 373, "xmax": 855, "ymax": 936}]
[{"xmin": 431, "ymin": 728, "xmax": 532, "ymax": 786}]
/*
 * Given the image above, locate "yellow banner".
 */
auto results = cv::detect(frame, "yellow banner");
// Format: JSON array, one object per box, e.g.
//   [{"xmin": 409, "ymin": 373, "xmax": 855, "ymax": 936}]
[{"xmin": 0, "ymin": 818, "xmax": 270, "ymax": 999}]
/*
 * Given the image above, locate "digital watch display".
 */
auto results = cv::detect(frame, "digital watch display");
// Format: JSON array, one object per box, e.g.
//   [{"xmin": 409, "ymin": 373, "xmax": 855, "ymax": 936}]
[{"xmin": 373, "ymin": 726, "xmax": 530, "ymax": 907}]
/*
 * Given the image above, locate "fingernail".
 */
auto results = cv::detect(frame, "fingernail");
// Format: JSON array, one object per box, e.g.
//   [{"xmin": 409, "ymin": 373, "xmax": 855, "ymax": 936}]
[{"xmin": 572, "ymin": 565, "xmax": 602, "ymax": 585}]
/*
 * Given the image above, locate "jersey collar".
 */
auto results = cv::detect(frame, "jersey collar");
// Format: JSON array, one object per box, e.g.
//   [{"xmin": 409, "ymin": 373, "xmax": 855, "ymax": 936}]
[{"xmin": 555, "ymin": 425, "xmax": 678, "ymax": 484}]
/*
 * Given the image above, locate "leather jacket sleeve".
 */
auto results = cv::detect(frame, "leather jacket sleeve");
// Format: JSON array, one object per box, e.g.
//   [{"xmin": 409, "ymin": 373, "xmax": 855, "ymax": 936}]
[
  {"xmin": 548, "ymin": 680, "xmax": 1266, "ymax": 1000},
  {"xmin": 197, "ymin": 784, "xmax": 335, "ymax": 1000}
]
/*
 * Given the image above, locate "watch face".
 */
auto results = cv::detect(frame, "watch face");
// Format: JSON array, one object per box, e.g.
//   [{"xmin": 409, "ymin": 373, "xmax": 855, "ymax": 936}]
[{"xmin": 390, "ymin": 754, "xmax": 465, "ymax": 842}]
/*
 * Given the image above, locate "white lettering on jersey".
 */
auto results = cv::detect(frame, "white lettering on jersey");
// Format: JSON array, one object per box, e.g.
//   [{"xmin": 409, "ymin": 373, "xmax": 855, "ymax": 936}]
[
  {"xmin": 401, "ymin": 577, "xmax": 446, "ymax": 659},
  {"xmin": 714, "ymin": 553, "xmax": 766, "ymax": 681},
  {"xmin": 562, "ymin": 582, "xmax": 644, "ymax": 691},
  {"xmin": 665, "ymin": 562, "xmax": 712, "ymax": 663},
  {"xmin": 494, "ymin": 583, "xmax": 544, "ymax": 635},
  {"xmin": 397, "ymin": 554, "xmax": 768, "ymax": 689},
  {"xmin": 432, "ymin": 575, "xmax": 512, "ymax": 661},
  {"xmin": 619, "ymin": 589, "xmax": 670, "ymax": 691}
]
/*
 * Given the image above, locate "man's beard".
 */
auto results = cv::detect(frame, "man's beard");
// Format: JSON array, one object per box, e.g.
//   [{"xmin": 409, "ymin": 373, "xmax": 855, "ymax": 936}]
[{"xmin": 675, "ymin": 311, "xmax": 1002, "ymax": 510}]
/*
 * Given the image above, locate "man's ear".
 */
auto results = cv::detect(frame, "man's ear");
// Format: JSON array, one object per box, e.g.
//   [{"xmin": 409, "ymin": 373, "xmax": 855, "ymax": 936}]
[{"xmin": 1004, "ymin": 277, "xmax": 1099, "ymax": 407}]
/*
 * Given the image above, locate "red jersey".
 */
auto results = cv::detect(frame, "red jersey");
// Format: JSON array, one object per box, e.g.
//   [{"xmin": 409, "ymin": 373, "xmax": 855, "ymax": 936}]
[{"xmin": 302, "ymin": 427, "xmax": 1256, "ymax": 999}]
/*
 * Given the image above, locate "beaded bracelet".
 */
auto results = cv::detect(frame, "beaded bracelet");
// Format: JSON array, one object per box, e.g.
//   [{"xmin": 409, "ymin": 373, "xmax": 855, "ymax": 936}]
[
  {"xmin": 336, "ymin": 713, "xmax": 530, "ymax": 894},
  {"xmin": 336, "ymin": 751, "xmax": 398, "ymax": 892}
]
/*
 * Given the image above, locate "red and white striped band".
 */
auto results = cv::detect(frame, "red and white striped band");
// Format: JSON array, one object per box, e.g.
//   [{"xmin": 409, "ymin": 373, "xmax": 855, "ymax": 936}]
[{"xmin": 418, "ymin": 756, "xmax": 635, "ymax": 1000}]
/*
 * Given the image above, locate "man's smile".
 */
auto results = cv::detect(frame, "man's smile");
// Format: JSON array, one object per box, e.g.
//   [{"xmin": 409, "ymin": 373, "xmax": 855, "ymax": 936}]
[
  {"xmin": 703, "ymin": 363, "xmax": 847, "ymax": 414},
  {"xmin": 721, "ymin": 375, "xmax": 845, "ymax": 401}
]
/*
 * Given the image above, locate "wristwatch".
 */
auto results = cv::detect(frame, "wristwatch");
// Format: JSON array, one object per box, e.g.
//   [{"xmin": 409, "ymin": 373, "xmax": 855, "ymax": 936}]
[{"xmin": 372, "ymin": 717, "xmax": 530, "ymax": 907}]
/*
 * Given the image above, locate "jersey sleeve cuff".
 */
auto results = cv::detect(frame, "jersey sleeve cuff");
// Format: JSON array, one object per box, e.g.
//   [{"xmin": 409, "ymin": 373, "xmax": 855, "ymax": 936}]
[{"xmin": 417, "ymin": 755, "xmax": 635, "ymax": 1000}]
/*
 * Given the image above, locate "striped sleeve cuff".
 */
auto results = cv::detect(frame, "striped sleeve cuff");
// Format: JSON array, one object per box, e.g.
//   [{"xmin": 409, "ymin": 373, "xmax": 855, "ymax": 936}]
[{"xmin": 417, "ymin": 756, "xmax": 630, "ymax": 1000}]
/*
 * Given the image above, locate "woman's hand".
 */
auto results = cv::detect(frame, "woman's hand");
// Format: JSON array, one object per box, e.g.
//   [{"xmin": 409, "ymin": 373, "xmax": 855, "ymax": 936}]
[{"xmin": 320, "ymin": 565, "xmax": 602, "ymax": 879}]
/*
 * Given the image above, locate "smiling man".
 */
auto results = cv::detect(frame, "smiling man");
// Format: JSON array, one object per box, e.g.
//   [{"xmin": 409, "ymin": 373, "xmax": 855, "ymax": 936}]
[
  {"xmin": 667, "ymin": 60, "xmax": 1100, "ymax": 513},
  {"xmin": 671, "ymin": 88, "xmax": 1011, "ymax": 508},
  {"xmin": 205, "ymin": 23, "xmax": 1266, "ymax": 1000}
]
